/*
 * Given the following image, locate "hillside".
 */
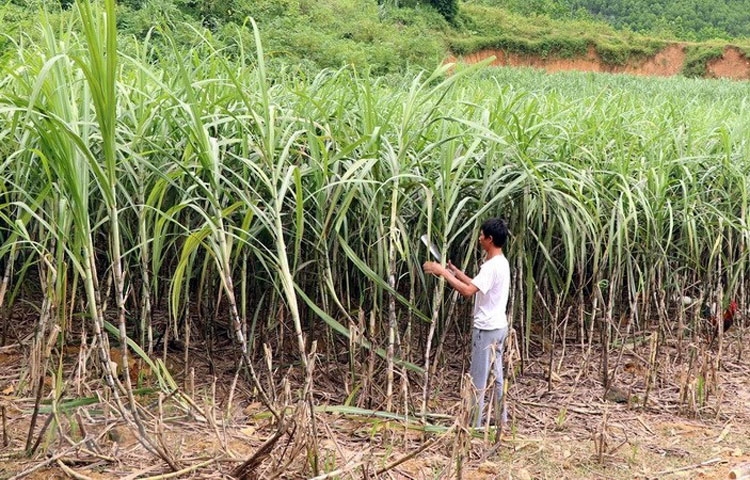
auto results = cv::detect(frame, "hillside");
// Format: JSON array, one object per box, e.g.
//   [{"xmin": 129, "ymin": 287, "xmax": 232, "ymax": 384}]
[
  {"xmin": 2, "ymin": 0, "xmax": 750, "ymax": 79},
  {"xmin": 489, "ymin": 0, "xmax": 750, "ymax": 41},
  {"xmin": 448, "ymin": 3, "xmax": 750, "ymax": 79},
  {"xmin": 449, "ymin": 43, "xmax": 750, "ymax": 80}
]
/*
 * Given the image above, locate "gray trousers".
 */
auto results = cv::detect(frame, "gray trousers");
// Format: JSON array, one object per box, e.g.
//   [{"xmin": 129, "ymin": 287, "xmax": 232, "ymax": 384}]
[{"xmin": 470, "ymin": 326, "xmax": 508, "ymax": 427}]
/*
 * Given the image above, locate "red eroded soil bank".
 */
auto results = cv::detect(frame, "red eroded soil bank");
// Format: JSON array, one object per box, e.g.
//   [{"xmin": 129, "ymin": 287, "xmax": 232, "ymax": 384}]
[{"xmin": 447, "ymin": 44, "xmax": 750, "ymax": 80}]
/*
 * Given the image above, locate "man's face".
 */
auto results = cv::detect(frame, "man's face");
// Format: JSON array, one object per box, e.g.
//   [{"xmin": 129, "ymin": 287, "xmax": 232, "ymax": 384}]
[{"xmin": 478, "ymin": 230, "xmax": 492, "ymax": 251}]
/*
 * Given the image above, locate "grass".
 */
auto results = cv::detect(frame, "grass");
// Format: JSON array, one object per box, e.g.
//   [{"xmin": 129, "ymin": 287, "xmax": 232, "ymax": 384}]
[
  {"xmin": 451, "ymin": 4, "xmax": 668, "ymax": 65},
  {"xmin": 2, "ymin": 0, "xmax": 749, "ymax": 76}
]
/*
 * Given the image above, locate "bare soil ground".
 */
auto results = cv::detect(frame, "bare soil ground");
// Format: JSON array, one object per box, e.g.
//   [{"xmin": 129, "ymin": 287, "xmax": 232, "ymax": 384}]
[
  {"xmin": 447, "ymin": 45, "xmax": 750, "ymax": 80},
  {"xmin": 1, "ymin": 321, "xmax": 750, "ymax": 479}
]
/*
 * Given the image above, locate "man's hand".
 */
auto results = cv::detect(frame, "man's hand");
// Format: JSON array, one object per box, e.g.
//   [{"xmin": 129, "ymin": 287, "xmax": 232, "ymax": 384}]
[
  {"xmin": 446, "ymin": 260, "xmax": 471, "ymax": 283},
  {"xmin": 423, "ymin": 260, "xmax": 478, "ymax": 298},
  {"xmin": 446, "ymin": 260, "xmax": 459, "ymax": 276},
  {"xmin": 423, "ymin": 261, "xmax": 444, "ymax": 277}
]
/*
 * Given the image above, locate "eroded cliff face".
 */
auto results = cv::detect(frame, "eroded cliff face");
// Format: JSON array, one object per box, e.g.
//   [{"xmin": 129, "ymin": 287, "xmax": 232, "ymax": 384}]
[
  {"xmin": 447, "ymin": 45, "xmax": 750, "ymax": 80},
  {"xmin": 706, "ymin": 47, "xmax": 750, "ymax": 79}
]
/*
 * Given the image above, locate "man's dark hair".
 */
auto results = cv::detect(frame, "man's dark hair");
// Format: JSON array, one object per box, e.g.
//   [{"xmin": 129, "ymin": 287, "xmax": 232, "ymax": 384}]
[{"xmin": 481, "ymin": 218, "xmax": 508, "ymax": 249}]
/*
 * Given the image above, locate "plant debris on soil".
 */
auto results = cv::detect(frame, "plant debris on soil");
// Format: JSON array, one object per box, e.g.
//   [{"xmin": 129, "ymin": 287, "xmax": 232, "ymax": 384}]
[{"xmin": 2, "ymin": 318, "xmax": 750, "ymax": 480}]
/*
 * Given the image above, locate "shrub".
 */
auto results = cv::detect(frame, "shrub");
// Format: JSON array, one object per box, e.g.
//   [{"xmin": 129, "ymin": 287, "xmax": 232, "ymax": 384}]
[
  {"xmin": 430, "ymin": 0, "xmax": 458, "ymax": 22},
  {"xmin": 682, "ymin": 44, "xmax": 725, "ymax": 77}
]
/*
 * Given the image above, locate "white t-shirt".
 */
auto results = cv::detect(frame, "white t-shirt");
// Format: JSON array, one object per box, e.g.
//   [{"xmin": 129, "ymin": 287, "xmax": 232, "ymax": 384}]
[{"xmin": 470, "ymin": 254, "xmax": 510, "ymax": 330}]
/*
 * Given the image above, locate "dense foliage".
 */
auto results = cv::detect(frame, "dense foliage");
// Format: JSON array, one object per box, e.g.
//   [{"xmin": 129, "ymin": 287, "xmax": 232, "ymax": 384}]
[
  {"xmin": 0, "ymin": 0, "xmax": 449, "ymax": 74},
  {"xmin": 430, "ymin": 0, "xmax": 459, "ymax": 22},
  {"xmin": 1, "ymin": 0, "xmax": 748, "ymax": 77},
  {"xmin": 2, "ymin": 0, "xmax": 750, "ymax": 399},
  {"xmin": 490, "ymin": 0, "xmax": 750, "ymax": 41},
  {"xmin": 573, "ymin": 0, "xmax": 750, "ymax": 41},
  {"xmin": 450, "ymin": 4, "xmax": 666, "ymax": 64}
]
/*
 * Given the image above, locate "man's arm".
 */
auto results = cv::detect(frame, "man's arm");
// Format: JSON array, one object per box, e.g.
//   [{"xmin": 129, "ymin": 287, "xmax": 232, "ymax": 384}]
[
  {"xmin": 423, "ymin": 261, "xmax": 478, "ymax": 298},
  {"xmin": 446, "ymin": 261, "xmax": 472, "ymax": 284}
]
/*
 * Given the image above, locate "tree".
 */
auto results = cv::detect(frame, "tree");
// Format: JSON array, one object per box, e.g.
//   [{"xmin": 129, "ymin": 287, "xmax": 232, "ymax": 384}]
[{"xmin": 430, "ymin": 0, "xmax": 458, "ymax": 22}]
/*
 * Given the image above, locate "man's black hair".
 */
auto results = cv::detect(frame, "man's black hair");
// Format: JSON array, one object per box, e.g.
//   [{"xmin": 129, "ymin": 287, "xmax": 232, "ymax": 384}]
[{"xmin": 481, "ymin": 217, "xmax": 508, "ymax": 249}]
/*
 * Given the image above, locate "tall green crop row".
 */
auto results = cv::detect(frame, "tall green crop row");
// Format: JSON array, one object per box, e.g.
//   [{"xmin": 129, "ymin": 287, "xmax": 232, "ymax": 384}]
[{"xmin": 0, "ymin": 2, "xmax": 749, "ymax": 443}]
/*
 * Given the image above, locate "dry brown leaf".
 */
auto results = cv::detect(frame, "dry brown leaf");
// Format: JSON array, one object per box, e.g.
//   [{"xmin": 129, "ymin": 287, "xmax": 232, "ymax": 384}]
[
  {"xmin": 716, "ymin": 423, "xmax": 732, "ymax": 443},
  {"xmin": 516, "ymin": 468, "xmax": 532, "ymax": 480}
]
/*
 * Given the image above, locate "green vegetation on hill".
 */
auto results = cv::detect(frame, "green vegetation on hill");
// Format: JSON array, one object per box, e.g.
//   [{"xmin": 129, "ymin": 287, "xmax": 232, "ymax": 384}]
[
  {"xmin": 574, "ymin": 0, "xmax": 750, "ymax": 41},
  {"xmin": 491, "ymin": 0, "xmax": 750, "ymax": 41},
  {"xmin": 0, "ymin": 0, "xmax": 748, "ymax": 76},
  {"xmin": 450, "ymin": 4, "xmax": 666, "ymax": 65}
]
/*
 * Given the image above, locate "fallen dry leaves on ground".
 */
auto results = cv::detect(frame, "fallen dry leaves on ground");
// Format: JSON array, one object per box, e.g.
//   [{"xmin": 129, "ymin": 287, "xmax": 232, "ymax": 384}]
[{"xmin": 1, "ymin": 326, "xmax": 750, "ymax": 479}]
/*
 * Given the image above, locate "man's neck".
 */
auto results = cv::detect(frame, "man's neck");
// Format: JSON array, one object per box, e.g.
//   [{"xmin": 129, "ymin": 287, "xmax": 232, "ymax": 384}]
[{"xmin": 485, "ymin": 246, "xmax": 503, "ymax": 259}]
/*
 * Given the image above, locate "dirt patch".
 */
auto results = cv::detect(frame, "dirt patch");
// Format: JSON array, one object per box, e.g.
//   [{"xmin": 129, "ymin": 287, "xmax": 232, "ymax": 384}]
[
  {"xmin": 3, "ymin": 332, "xmax": 750, "ymax": 479},
  {"xmin": 449, "ymin": 43, "xmax": 750, "ymax": 80},
  {"xmin": 707, "ymin": 46, "xmax": 750, "ymax": 80},
  {"xmin": 449, "ymin": 46, "xmax": 613, "ymax": 74},
  {"xmin": 621, "ymin": 43, "xmax": 686, "ymax": 77}
]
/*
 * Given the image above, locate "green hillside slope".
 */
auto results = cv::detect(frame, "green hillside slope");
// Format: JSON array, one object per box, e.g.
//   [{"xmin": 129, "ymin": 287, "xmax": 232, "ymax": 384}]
[
  {"xmin": 483, "ymin": 0, "xmax": 750, "ymax": 41},
  {"xmin": 1, "ymin": 0, "xmax": 748, "ymax": 77}
]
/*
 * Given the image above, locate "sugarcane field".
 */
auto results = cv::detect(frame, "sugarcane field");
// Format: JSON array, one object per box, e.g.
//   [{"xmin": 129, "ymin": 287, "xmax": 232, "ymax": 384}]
[{"xmin": 2, "ymin": 1, "xmax": 750, "ymax": 479}]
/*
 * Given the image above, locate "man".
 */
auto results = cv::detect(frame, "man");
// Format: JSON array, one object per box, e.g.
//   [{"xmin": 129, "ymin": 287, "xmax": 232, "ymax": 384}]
[{"xmin": 423, "ymin": 218, "xmax": 510, "ymax": 428}]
